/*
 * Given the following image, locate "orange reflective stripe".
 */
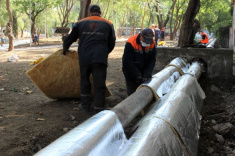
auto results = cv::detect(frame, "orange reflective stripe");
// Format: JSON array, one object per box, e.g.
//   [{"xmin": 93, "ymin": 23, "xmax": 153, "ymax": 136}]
[
  {"xmin": 127, "ymin": 34, "xmax": 155, "ymax": 53},
  {"xmin": 78, "ymin": 16, "xmax": 113, "ymax": 25},
  {"xmin": 127, "ymin": 34, "xmax": 142, "ymax": 52}
]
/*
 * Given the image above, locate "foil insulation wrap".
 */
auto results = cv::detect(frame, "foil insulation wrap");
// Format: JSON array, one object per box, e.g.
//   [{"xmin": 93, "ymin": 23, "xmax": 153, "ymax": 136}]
[
  {"xmin": 186, "ymin": 62, "xmax": 205, "ymax": 79},
  {"xmin": 121, "ymin": 74, "xmax": 205, "ymax": 156},
  {"xmin": 138, "ymin": 66, "xmax": 180, "ymax": 99},
  {"xmin": 167, "ymin": 57, "xmax": 190, "ymax": 73},
  {"xmin": 118, "ymin": 115, "xmax": 188, "ymax": 156},
  {"xmin": 35, "ymin": 111, "xmax": 127, "ymax": 156},
  {"xmin": 138, "ymin": 57, "xmax": 190, "ymax": 99}
]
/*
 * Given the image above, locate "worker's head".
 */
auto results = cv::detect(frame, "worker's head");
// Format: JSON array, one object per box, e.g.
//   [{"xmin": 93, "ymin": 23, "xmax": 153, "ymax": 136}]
[
  {"xmin": 89, "ymin": 4, "xmax": 101, "ymax": 16},
  {"xmin": 161, "ymin": 27, "xmax": 165, "ymax": 31},
  {"xmin": 200, "ymin": 31, "xmax": 204, "ymax": 35},
  {"xmin": 140, "ymin": 28, "xmax": 154, "ymax": 45},
  {"xmin": 154, "ymin": 25, "xmax": 158, "ymax": 28},
  {"xmin": 151, "ymin": 24, "xmax": 155, "ymax": 28}
]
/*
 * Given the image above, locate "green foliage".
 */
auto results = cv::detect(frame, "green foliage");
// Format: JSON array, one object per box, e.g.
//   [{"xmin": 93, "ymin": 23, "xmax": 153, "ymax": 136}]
[
  {"xmin": 35, "ymin": 8, "xmax": 61, "ymax": 36},
  {"xmin": 0, "ymin": 1, "xmax": 8, "ymax": 27},
  {"xmin": 13, "ymin": 0, "xmax": 62, "ymax": 13},
  {"xmin": 1, "ymin": 0, "xmax": 233, "ymax": 38},
  {"xmin": 197, "ymin": 0, "xmax": 232, "ymax": 33}
]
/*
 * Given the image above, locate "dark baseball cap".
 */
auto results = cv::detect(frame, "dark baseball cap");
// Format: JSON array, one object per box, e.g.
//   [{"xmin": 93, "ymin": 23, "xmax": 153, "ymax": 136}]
[
  {"xmin": 89, "ymin": 5, "xmax": 101, "ymax": 13},
  {"xmin": 140, "ymin": 28, "xmax": 154, "ymax": 44}
]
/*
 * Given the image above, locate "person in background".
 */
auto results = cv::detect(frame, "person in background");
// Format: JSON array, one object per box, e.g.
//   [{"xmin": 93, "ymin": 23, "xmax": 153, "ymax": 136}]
[
  {"xmin": 151, "ymin": 24, "xmax": 155, "ymax": 35},
  {"xmin": 63, "ymin": 4, "xmax": 116, "ymax": 114},
  {"xmin": 199, "ymin": 31, "xmax": 209, "ymax": 44},
  {"xmin": 33, "ymin": 33, "xmax": 39, "ymax": 45},
  {"xmin": 154, "ymin": 25, "xmax": 161, "ymax": 46},
  {"xmin": 160, "ymin": 27, "xmax": 165, "ymax": 41},
  {"xmin": 122, "ymin": 28, "xmax": 156, "ymax": 96},
  {"xmin": 0, "ymin": 34, "xmax": 4, "ymax": 46}
]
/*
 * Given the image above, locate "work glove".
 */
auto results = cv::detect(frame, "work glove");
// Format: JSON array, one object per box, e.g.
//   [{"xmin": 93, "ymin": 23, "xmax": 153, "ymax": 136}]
[
  {"xmin": 143, "ymin": 72, "xmax": 152, "ymax": 78},
  {"xmin": 136, "ymin": 76, "xmax": 143, "ymax": 83},
  {"xmin": 142, "ymin": 77, "xmax": 148, "ymax": 82}
]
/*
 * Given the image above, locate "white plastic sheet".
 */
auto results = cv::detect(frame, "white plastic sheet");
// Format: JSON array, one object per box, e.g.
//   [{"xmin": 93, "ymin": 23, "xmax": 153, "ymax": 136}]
[
  {"xmin": 34, "ymin": 111, "xmax": 127, "ymax": 156},
  {"xmin": 7, "ymin": 55, "xmax": 19, "ymax": 62}
]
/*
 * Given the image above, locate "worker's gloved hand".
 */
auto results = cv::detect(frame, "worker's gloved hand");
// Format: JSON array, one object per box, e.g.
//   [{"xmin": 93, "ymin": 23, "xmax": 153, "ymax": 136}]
[
  {"xmin": 136, "ymin": 76, "xmax": 143, "ymax": 83},
  {"xmin": 63, "ymin": 50, "xmax": 67, "ymax": 55},
  {"xmin": 142, "ymin": 77, "xmax": 147, "ymax": 82},
  {"xmin": 143, "ymin": 72, "xmax": 152, "ymax": 79}
]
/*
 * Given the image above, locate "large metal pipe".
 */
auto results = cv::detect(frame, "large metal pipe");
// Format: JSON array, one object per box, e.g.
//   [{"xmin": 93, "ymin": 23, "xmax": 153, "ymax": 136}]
[
  {"xmin": 34, "ymin": 111, "xmax": 127, "ymax": 156},
  {"xmin": 34, "ymin": 57, "xmax": 190, "ymax": 156},
  {"xmin": 111, "ymin": 57, "xmax": 189, "ymax": 127},
  {"xmin": 119, "ymin": 61, "xmax": 205, "ymax": 156},
  {"xmin": 207, "ymin": 38, "xmax": 217, "ymax": 48}
]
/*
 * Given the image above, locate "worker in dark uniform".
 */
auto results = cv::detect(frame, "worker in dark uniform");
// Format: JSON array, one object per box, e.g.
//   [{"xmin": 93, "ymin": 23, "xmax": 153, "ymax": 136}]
[
  {"xmin": 122, "ymin": 28, "xmax": 156, "ymax": 96},
  {"xmin": 160, "ymin": 27, "xmax": 165, "ymax": 41},
  {"xmin": 63, "ymin": 4, "xmax": 116, "ymax": 113},
  {"xmin": 154, "ymin": 25, "xmax": 161, "ymax": 46}
]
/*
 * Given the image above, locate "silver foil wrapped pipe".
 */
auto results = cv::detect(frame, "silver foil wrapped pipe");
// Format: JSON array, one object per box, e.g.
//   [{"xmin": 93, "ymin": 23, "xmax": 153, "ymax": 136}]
[
  {"xmin": 34, "ymin": 111, "xmax": 127, "ymax": 156},
  {"xmin": 207, "ymin": 38, "xmax": 217, "ymax": 48},
  {"xmin": 186, "ymin": 61, "xmax": 205, "ymax": 80},
  {"xmin": 111, "ymin": 57, "xmax": 190, "ymax": 128},
  {"xmin": 120, "ymin": 62, "xmax": 206, "ymax": 156},
  {"xmin": 34, "ymin": 57, "xmax": 195, "ymax": 156}
]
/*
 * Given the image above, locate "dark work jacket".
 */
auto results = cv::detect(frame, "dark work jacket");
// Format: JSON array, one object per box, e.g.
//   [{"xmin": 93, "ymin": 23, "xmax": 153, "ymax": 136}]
[
  {"xmin": 122, "ymin": 34, "xmax": 156, "ymax": 80},
  {"xmin": 154, "ymin": 29, "xmax": 161, "ymax": 39},
  {"xmin": 63, "ymin": 14, "xmax": 116, "ymax": 65}
]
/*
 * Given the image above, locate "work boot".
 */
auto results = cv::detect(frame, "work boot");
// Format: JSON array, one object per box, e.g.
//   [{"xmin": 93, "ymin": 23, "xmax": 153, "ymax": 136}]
[
  {"xmin": 80, "ymin": 95, "xmax": 91, "ymax": 112},
  {"xmin": 93, "ymin": 108, "xmax": 104, "ymax": 114},
  {"xmin": 78, "ymin": 103, "xmax": 90, "ymax": 112}
]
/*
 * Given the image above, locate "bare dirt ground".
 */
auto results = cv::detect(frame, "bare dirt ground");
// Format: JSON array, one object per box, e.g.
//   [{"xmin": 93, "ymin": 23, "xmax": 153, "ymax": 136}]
[{"xmin": 0, "ymin": 38, "xmax": 235, "ymax": 156}]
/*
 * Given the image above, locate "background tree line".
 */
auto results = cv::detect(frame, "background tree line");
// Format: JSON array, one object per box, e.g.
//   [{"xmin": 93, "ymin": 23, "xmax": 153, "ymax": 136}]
[{"xmin": 0, "ymin": 0, "xmax": 232, "ymax": 50}]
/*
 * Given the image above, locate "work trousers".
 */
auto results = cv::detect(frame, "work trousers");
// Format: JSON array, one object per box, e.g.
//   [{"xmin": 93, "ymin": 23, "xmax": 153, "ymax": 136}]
[
  {"xmin": 125, "ymin": 77, "xmax": 142, "ymax": 96},
  {"xmin": 155, "ymin": 38, "xmax": 159, "ymax": 46},
  {"xmin": 80, "ymin": 63, "xmax": 107, "ymax": 111}
]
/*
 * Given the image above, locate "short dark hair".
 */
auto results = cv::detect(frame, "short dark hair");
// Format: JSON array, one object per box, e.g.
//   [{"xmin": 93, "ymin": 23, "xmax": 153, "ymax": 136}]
[{"xmin": 89, "ymin": 5, "xmax": 101, "ymax": 14}]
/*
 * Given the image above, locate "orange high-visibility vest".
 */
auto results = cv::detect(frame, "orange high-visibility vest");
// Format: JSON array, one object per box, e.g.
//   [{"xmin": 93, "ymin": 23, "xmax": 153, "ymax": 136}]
[{"xmin": 200, "ymin": 33, "xmax": 209, "ymax": 44}]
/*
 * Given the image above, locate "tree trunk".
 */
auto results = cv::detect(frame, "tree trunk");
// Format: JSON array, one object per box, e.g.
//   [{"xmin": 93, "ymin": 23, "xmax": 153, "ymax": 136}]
[
  {"xmin": 118, "ymin": 13, "xmax": 126, "ymax": 37},
  {"xmin": 147, "ymin": 2, "xmax": 154, "ymax": 26},
  {"xmin": 79, "ymin": 0, "xmax": 91, "ymax": 20},
  {"xmin": 171, "ymin": 0, "xmax": 186, "ymax": 40},
  {"xmin": 169, "ymin": 0, "xmax": 177, "ymax": 40},
  {"xmin": 59, "ymin": 0, "xmax": 75, "ymax": 27},
  {"xmin": 178, "ymin": 0, "xmax": 200, "ymax": 47},
  {"xmin": 155, "ymin": 0, "xmax": 172, "ymax": 30},
  {"xmin": 103, "ymin": 0, "xmax": 110, "ymax": 19},
  {"xmin": 6, "ymin": 0, "xmax": 14, "ymax": 51},
  {"xmin": 1, "ymin": 25, "xmax": 3, "ymax": 32},
  {"xmin": 12, "ymin": 11, "xmax": 18, "ymax": 39},
  {"xmin": 31, "ymin": 19, "xmax": 35, "ymax": 34},
  {"xmin": 141, "ymin": 4, "xmax": 147, "ymax": 29},
  {"xmin": 20, "ymin": 28, "xmax": 24, "ymax": 38}
]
